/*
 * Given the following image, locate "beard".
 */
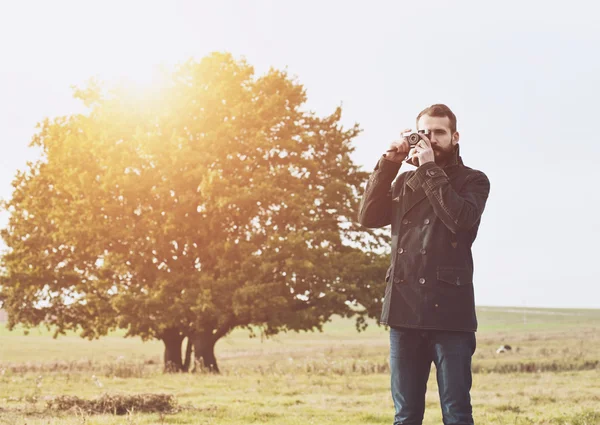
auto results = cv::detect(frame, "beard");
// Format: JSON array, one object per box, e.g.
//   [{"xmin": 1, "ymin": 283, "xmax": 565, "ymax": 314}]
[{"xmin": 433, "ymin": 145, "xmax": 456, "ymax": 166}]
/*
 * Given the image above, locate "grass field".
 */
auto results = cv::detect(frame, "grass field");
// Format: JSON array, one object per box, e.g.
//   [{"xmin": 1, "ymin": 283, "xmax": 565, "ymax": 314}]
[{"xmin": 1, "ymin": 306, "xmax": 599, "ymax": 424}]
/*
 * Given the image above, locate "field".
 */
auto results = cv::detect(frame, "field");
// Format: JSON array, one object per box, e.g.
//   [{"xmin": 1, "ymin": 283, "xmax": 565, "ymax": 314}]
[{"xmin": 1, "ymin": 306, "xmax": 599, "ymax": 425}]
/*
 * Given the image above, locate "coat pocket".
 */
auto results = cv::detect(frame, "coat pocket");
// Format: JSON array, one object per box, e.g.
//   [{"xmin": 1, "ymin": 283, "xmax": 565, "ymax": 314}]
[{"xmin": 436, "ymin": 267, "xmax": 472, "ymax": 287}]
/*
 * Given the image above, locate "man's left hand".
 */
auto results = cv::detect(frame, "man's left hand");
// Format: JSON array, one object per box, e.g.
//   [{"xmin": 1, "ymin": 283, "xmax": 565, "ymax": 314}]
[{"xmin": 408, "ymin": 133, "xmax": 435, "ymax": 166}]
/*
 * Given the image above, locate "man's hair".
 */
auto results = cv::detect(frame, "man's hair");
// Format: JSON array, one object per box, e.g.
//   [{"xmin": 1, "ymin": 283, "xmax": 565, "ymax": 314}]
[{"xmin": 416, "ymin": 104, "xmax": 457, "ymax": 134}]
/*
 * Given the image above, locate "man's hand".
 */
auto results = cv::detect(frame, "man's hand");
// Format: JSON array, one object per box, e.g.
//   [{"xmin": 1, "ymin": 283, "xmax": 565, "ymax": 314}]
[
  {"xmin": 408, "ymin": 132, "xmax": 435, "ymax": 166},
  {"xmin": 384, "ymin": 128, "xmax": 411, "ymax": 163}
]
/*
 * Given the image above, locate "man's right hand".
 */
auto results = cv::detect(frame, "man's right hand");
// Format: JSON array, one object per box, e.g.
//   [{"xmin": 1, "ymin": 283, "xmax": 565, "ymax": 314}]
[{"xmin": 384, "ymin": 128, "xmax": 411, "ymax": 163}]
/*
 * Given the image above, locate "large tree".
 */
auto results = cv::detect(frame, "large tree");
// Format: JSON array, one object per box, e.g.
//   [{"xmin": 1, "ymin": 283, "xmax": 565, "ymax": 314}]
[{"xmin": 0, "ymin": 53, "xmax": 389, "ymax": 372}]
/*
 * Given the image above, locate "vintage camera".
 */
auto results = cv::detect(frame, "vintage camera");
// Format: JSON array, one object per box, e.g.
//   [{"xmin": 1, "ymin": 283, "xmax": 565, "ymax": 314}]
[
  {"xmin": 404, "ymin": 129, "xmax": 430, "ymax": 146},
  {"xmin": 385, "ymin": 129, "xmax": 431, "ymax": 165}
]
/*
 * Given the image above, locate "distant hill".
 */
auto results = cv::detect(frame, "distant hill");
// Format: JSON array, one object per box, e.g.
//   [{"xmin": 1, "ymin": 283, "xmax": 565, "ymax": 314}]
[{"xmin": 1, "ymin": 306, "xmax": 598, "ymax": 330}]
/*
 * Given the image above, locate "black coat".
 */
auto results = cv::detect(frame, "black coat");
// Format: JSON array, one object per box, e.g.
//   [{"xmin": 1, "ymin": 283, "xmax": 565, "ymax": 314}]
[{"xmin": 358, "ymin": 148, "xmax": 490, "ymax": 331}]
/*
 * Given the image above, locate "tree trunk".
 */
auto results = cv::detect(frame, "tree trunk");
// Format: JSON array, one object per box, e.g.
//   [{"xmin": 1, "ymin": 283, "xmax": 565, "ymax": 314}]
[
  {"xmin": 161, "ymin": 328, "xmax": 185, "ymax": 373},
  {"xmin": 182, "ymin": 336, "xmax": 193, "ymax": 372},
  {"xmin": 192, "ymin": 333, "xmax": 219, "ymax": 373}
]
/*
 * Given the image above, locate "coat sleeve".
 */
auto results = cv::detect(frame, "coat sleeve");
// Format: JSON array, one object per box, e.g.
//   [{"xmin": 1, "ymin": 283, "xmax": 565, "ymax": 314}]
[
  {"xmin": 357, "ymin": 155, "xmax": 402, "ymax": 228},
  {"xmin": 413, "ymin": 162, "xmax": 490, "ymax": 234}
]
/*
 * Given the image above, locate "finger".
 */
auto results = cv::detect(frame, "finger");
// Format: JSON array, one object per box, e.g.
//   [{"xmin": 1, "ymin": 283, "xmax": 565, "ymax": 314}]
[
  {"xmin": 406, "ymin": 148, "xmax": 419, "ymax": 161},
  {"xmin": 390, "ymin": 139, "xmax": 410, "ymax": 151},
  {"xmin": 386, "ymin": 140, "xmax": 401, "ymax": 151},
  {"xmin": 400, "ymin": 129, "xmax": 413, "ymax": 140},
  {"xmin": 416, "ymin": 141, "xmax": 427, "ymax": 150},
  {"xmin": 419, "ymin": 133, "xmax": 432, "ymax": 147}
]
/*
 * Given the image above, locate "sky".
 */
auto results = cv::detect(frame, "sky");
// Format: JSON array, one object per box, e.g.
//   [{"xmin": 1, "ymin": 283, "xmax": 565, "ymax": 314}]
[{"xmin": 1, "ymin": 0, "xmax": 599, "ymax": 309}]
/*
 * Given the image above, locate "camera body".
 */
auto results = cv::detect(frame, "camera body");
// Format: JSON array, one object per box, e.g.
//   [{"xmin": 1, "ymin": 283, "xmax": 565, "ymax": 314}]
[{"xmin": 404, "ymin": 129, "xmax": 431, "ymax": 146}]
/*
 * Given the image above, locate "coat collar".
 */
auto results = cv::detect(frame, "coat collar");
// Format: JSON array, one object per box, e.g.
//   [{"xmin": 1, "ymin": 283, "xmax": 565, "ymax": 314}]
[{"xmin": 442, "ymin": 144, "xmax": 462, "ymax": 169}]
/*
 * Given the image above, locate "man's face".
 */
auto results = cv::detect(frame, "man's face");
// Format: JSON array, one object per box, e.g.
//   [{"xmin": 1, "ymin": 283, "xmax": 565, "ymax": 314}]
[{"xmin": 417, "ymin": 114, "xmax": 459, "ymax": 162}]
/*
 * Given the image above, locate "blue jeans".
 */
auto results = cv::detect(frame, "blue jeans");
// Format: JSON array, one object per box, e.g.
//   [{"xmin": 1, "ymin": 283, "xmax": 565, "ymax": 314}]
[{"xmin": 389, "ymin": 327, "xmax": 476, "ymax": 425}]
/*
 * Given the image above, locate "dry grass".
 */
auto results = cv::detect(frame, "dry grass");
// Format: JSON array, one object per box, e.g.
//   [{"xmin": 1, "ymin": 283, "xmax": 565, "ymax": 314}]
[
  {"xmin": 0, "ymin": 307, "xmax": 599, "ymax": 424},
  {"xmin": 46, "ymin": 393, "xmax": 178, "ymax": 415}
]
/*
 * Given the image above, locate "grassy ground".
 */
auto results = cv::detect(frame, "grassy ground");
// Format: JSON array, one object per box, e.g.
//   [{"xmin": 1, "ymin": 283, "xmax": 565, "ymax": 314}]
[{"xmin": 1, "ymin": 306, "xmax": 599, "ymax": 424}]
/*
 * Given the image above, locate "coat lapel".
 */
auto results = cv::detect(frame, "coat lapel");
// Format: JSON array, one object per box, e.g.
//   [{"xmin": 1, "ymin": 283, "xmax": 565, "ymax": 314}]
[{"xmin": 399, "ymin": 172, "xmax": 427, "ymax": 218}]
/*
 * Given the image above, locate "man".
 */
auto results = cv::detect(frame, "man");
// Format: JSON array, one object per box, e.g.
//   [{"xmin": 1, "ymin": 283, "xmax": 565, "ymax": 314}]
[{"xmin": 358, "ymin": 104, "xmax": 490, "ymax": 425}]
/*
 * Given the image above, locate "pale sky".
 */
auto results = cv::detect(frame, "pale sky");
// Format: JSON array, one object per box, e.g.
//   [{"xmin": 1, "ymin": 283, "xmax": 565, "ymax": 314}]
[{"xmin": 1, "ymin": 1, "xmax": 599, "ymax": 308}]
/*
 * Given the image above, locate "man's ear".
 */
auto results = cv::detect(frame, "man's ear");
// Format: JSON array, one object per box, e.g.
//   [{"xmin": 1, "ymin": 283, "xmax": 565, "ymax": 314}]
[{"xmin": 452, "ymin": 131, "xmax": 460, "ymax": 146}]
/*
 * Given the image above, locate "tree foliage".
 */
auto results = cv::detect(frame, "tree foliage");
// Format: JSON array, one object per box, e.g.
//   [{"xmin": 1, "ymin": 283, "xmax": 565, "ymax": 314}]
[{"xmin": 0, "ymin": 53, "xmax": 389, "ymax": 371}]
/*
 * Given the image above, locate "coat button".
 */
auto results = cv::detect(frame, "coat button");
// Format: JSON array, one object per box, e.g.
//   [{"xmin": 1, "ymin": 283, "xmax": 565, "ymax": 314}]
[
  {"xmin": 397, "ymin": 248, "xmax": 404, "ymax": 254},
  {"xmin": 402, "ymin": 219, "xmax": 409, "ymax": 225},
  {"xmin": 394, "ymin": 277, "xmax": 401, "ymax": 284},
  {"xmin": 420, "ymin": 249, "xmax": 427, "ymax": 255},
  {"xmin": 424, "ymin": 218, "xmax": 430, "ymax": 225},
  {"xmin": 419, "ymin": 278, "xmax": 426, "ymax": 285},
  {"xmin": 435, "ymin": 303, "xmax": 439, "ymax": 308}
]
